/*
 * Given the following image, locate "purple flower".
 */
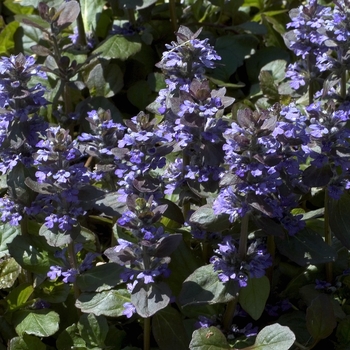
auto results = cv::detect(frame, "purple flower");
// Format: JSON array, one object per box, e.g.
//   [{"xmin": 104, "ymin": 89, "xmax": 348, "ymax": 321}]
[
  {"xmin": 195, "ymin": 315, "xmax": 216, "ymax": 329},
  {"xmin": 47, "ymin": 265, "xmax": 63, "ymax": 280},
  {"xmin": 123, "ymin": 302, "xmax": 136, "ymax": 318}
]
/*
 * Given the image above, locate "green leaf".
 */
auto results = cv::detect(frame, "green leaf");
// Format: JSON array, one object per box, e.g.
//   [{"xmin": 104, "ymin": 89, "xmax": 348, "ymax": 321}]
[
  {"xmin": 0, "ymin": 21, "xmax": 20, "ymax": 55},
  {"xmin": 0, "ymin": 316, "xmax": 17, "ymax": 344},
  {"xmin": 77, "ymin": 314, "xmax": 109, "ymax": 348},
  {"xmin": 56, "ymin": 324, "xmax": 87, "ymax": 350},
  {"xmin": 76, "ymin": 289, "xmax": 130, "ymax": 317},
  {"xmin": 35, "ymin": 280, "xmax": 70, "ymax": 303},
  {"xmin": 189, "ymin": 205, "xmax": 231, "ymax": 232},
  {"xmin": 131, "ymin": 282, "xmax": 171, "ymax": 318},
  {"xmin": 238, "ymin": 276, "xmax": 270, "ymax": 320},
  {"xmin": 147, "ymin": 72, "xmax": 166, "ymax": 92},
  {"xmin": 39, "ymin": 223, "xmax": 80, "ymax": 247},
  {"xmin": 76, "ymin": 96, "xmax": 122, "ymax": 124},
  {"xmin": 179, "ymin": 265, "xmax": 239, "ymax": 307},
  {"xmin": 76, "ymin": 263, "xmax": 124, "ymax": 292},
  {"xmin": 214, "ymin": 35, "xmax": 259, "ymax": 81},
  {"xmin": 152, "ymin": 306, "xmax": 190, "ymax": 350},
  {"xmin": 79, "ymin": 0, "xmax": 105, "ymax": 32},
  {"xmin": 8, "ymin": 234, "xmax": 62, "ymax": 274},
  {"xmin": 277, "ymin": 311, "xmax": 310, "ymax": 345},
  {"xmin": 14, "ymin": 0, "xmax": 60, "ymax": 7},
  {"xmin": 336, "ymin": 317, "xmax": 350, "ymax": 347},
  {"xmin": 0, "ymin": 257, "xmax": 21, "ymax": 289},
  {"xmin": 9, "ymin": 334, "xmax": 46, "ymax": 350},
  {"xmin": 261, "ymin": 59, "xmax": 287, "ymax": 84},
  {"xmin": 6, "ymin": 283, "xmax": 34, "ymax": 311},
  {"xmin": 329, "ymin": 192, "xmax": 350, "ymax": 249},
  {"xmin": 4, "ymin": 0, "xmax": 34, "ymax": 14},
  {"xmin": 306, "ymin": 294, "xmax": 337, "ymax": 341},
  {"xmin": 275, "ymin": 228, "xmax": 337, "ymax": 266},
  {"xmin": 259, "ymin": 71, "xmax": 278, "ymax": 100},
  {"xmin": 85, "ymin": 62, "xmax": 123, "ymax": 98},
  {"xmin": 127, "ymin": 80, "xmax": 153, "ymax": 110},
  {"xmin": 246, "ymin": 47, "xmax": 290, "ymax": 84},
  {"xmin": 248, "ymin": 323, "xmax": 295, "ymax": 350},
  {"xmin": 0, "ymin": 223, "xmax": 21, "ymax": 258},
  {"xmin": 93, "ymin": 35, "xmax": 142, "ymax": 60},
  {"xmin": 189, "ymin": 326, "xmax": 230, "ymax": 350},
  {"xmin": 13, "ymin": 310, "xmax": 60, "ymax": 337},
  {"xmin": 14, "ymin": 15, "xmax": 47, "ymax": 55},
  {"xmin": 118, "ymin": 0, "xmax": 157, "ymax": 10},
  {"xmin": 167, "ymin": 238, "xmax": 202, "ymax": 297}
]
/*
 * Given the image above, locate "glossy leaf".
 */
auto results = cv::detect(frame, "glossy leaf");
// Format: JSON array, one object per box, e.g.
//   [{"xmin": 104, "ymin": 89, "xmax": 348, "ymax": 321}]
[
  {"xmin": 275, "ymin": 228, "xmax": 337, "ymax": 266},
  {"xmin": 0, "ymin": 21, "xmax": 20, "ymax": 55},
  {"xmin": 127, "ymin": 80, "xmax": 153, "ymax": 110},
  {"xmin": 6, "ymin": 283, "xmax": 34, "ymax": 311},
  {"xmin": 79, "ymin": 0, "xmax": 105, "ymax": 32},
  {"xmin": 8, "ymin": 235, "xmax": 61, "ymax": 274},
  {"xmin": 9, "ymin": 335, "xmax": 46, "ymax": 350},
  {"xmin": 238, "ymin": 276, "xmax": 270, "ymax": 320},
  {"xmin": 214, "ymin": 35, "xmax": 259, "ymax": 81},
  {"xmin": 76, "ymin": 289, "xmax": 130, "ymax": 317},
  {"xmin": 93, "ymin": 35, "xmax": 142, "ymax": 60},
  {"xmin": 247, "ymin": 323, "xmax": 295, "ymax": 350},
  {"xmin": 118, "ymin": 0, "xmax": 158, "ymax": 10},
  {"xmin": 329, "ymin": 192, "xmax": 350, "ymax": 249},
  {"xmin": 56, "ymin": 324, "xmax": 86, "ymax": 350},
  {"xmin": 0, "ymin": 257, "xmax": 21, "ymax": 289},
  {"xmin": 56, "ymin": 1, "xmax": 80, "ymax": 29},
  {"xmin": 76, "ymin": 263, "xmax": 124, "ymax": 292},
  {"xmin": 77, "ymin": 314, "xmax": 109, "ymax": 348},
  {"xmin": 0, "ymin": 223, "xmax": 21, "ymax": 258},
  {"xmin": 35, "ymin": 280, "xmax": 70, "ymax": 303},
  {"xmin": 336, "ymin": 317, "xmax": 350, "ymax": 347},
  {"xmin": 13, "ymin": 310, "xmax": 60, "ymax": 337},
  {"xmin": 152, "ymin": 306, "xmax": 190, "ymax": 350},
  {"xmin": 189, "ymin": 326, "xmax": 230, "ymax": 350},
  {"xmin": 179, "ymin": 265, "xmax": 239, "ymax": 307},
  {"xmin": 85, "ymin": 62, "xmax": 123, "ymax": 98},
  {"xmin": 189, "ymin": 205, "xmax": 231, "ymax": 232},
  {"xmin": 131, "ymin": 282, "xmax": 171, "ymax": 318},
  {"xmin": 306, "ymin": 294, "xmax": 337, "ymax": 341}
]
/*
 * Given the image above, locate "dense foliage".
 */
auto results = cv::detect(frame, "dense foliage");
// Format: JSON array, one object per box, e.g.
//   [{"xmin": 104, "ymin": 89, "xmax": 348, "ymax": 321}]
[{"xmin": 2, "ymin": 0, "xmax": 350, "ymax": 349}]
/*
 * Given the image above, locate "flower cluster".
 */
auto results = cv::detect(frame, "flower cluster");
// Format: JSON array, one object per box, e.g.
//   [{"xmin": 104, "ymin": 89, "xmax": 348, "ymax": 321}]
[
  {"xmin": 214, "ymin": 105, "xmax": 307, "ymax": 235},
  {"xmin": 301, "ymin": 101, "xmax": 350, "ymax": 199},
  {"xmin": 154, "ymin": 27, "xmax": 234, "ymax": 200},
  {"xmin": 26, "ymin": 127, "xmax": 90, "ymax": 232},
  {"xmin": 210, "ymin": 236, "xmax": 272, "ymax": 287},
  {"xmin": 104, "ymin": 195, "xmax": 181, "ymax": 291},
  {"xmin": 0, "ymin": 54, "xmax": 48, "ymax": 174},
  {"xmin": 47, "ymin": 243, "xmax": 98, "ymax": 283}
]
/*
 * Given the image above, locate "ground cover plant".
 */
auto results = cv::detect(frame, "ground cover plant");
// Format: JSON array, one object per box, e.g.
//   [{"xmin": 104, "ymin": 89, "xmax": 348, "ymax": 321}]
[{"xmin": 2, "ymin": 0, "xmax": 350, "ymax": 349}]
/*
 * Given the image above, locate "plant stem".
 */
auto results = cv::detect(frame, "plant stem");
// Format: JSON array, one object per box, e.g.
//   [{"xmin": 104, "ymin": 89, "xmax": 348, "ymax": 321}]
[
  {"xmin": 266, "ymin": 235, "xmax": 275, "ymax": 283},
  {"xmin": 127, "ymin": 9, "xmax": 136, "ymax": 25},
  {"xmin": 169, "ymin": 0, "xmax": 178, "ymax": 32},
  {"xmin": 222, "ymin": 297, "xmax": 238, "ymax": 332},
  {"xmin": 294, "ymin": 341, "xmax": 310, "ymax": 350},
  {"xmin": 238, "ymin": 214, "xmax": 249, "ymax": 260},
  {"xmin": 67, "ymin": 242, "xmax": 81, "ymax": 302},
  {"xmin": 144, "ymin": 316, "xmax": 151, "ymax": 350},
  {"xmin": 182, "ymin": 150, "xmax": 190, "ymax": 220},
  {"xmin": 223, "ymin": 214, "xmax": 249, "ymax": 332},
  {"xmin": 307, "ymin": 55, "xmax": 314, "ymax": 105},
  {"xmin": 21, "ymin": 214, "xmax": 33, "ymax": 285},
  {"xmin": 324, "ymin": 187, "xmax": 332, "ymax": 283},
  {"xmin": 341, "ymin": 68, "xmax": 347, "ymax": 100}
]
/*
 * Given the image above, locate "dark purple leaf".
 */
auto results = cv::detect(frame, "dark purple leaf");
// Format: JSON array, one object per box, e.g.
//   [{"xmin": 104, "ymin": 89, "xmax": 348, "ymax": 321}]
[{"xmin": 154, "ymin": 234, "xmax": 182, "ymax": 258}]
